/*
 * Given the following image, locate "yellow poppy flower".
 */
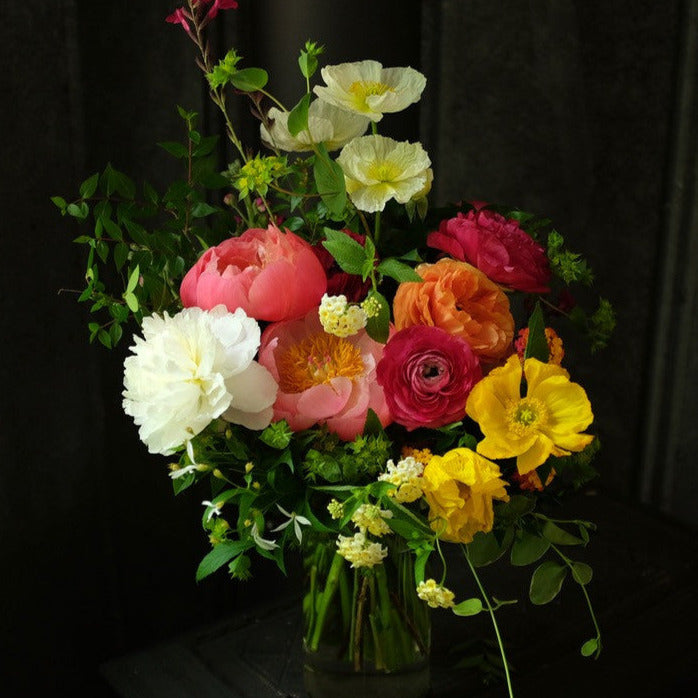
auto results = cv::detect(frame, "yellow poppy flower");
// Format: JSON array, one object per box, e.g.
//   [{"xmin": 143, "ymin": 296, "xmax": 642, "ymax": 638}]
[
  {"xmin": 466, "ymin": 355, "xmax": 594, "ymax": 475},
  {"xmin": 421, "ymin": 448, "xmax": 509, "ymax": 544}
]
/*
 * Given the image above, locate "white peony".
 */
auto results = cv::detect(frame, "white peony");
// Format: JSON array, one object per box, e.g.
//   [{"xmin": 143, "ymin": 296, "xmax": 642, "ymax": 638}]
[
  {"xmin": 122, "ymin": 305, "xmax": 278, "ymax": 455},
  {"xmin": 260, "ymin": 99, "xmax": 370, "ymax": 152},
  {"xmin": 313, "ymin": 60, "xmax": 426, "ymax": 122},
  {"xmin": 336, "ymin": 134, "xmax": 432, "ymax": 213}
]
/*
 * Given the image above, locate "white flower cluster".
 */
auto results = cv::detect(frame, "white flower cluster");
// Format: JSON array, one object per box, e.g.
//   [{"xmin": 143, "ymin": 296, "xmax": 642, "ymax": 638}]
[
  {"xmin": 416, "ymin": 579, "xmax": 456, "ymax": 609},
  {"xmin": 378, "ymin": 456, "xmax": 425, "ymax": 503},
  {"xmin": 318, "ymin": 294, "xmax": 368, "ymax": 337},
  {"xmin": 351, "ymin": 503, "xmax": 393, "ymax": 537},
  {"xmin": 336, "ymin": 531, "xmax": 388, "ymax": 568}
]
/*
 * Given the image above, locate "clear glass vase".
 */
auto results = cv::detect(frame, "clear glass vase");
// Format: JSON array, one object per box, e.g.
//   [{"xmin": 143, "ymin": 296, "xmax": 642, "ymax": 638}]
[{"xmin": 301, "ymin": 533, "xmax": 431, "ymax": 698}]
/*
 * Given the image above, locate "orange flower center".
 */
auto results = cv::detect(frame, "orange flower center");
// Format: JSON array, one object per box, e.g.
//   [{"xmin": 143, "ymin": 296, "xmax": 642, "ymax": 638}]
[
  {"xmin": 277, "ymin": 332, "xmax": 365, "ymax": 393},
  {"xmin": 506, "ymin": 397, "xmax": 548, "ymax": 436}
]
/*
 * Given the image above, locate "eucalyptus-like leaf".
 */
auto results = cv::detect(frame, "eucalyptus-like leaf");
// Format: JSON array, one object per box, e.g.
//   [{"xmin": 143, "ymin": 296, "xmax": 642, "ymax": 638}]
[
  {"xmin": 453, "ymin": 598, "xmax": 483, "ymax": 617},
  {"xmin": 581, "ymin": 638, "xmax": 599, "ymax": 657},
  {"xmin": 529, "ymin": 560, "xmax": 568, "ymax": 605},
  {"xmin": 571, "ymin": 561, "xmax": 593, "ymax": 585},
  {"xmin": 467, "ymin": 528, "xmax": 514, "ymax": 567},
  {"xmin": 510, "ymin": 529, "xmax": 550, "ymax": 566},
  {"xmin": 542, "ymin": 520, "xmax": 584, "ymax": 546},
  {"xmin": 230, "ymin": 67, "xmax": 269, "ymax": 92}
]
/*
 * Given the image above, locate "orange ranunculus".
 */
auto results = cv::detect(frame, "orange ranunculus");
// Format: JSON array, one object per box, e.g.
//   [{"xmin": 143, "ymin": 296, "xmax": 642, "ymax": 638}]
[
  {"xmin": 392, "ymin": 258, "xmax": 514, "ymax": 362},
  {"xmin": 421, "ymin": 447, "xmax": 509, "ymax": 543}
]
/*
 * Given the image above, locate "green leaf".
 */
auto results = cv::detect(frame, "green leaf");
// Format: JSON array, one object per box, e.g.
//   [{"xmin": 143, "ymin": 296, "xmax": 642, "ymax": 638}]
[
  {"xmin": 230, "ymin": 67, "xmax": 268, "ymax": 92},
  {"xmin": 126, "ymin": 265, "xmax": 140, "ymax": 293},
  {"xmin": 193, "ymin": 135, "xmax": 219, "ymax": 158},
  {"xmin": 510, "ymin": 530, "xmax": 550, "ymax": 566},
  {"xmin": 571, "ymin": 561, "xmax": 593, "ymax": 585},
  {"xmin": 525, "ymin": 301, "xmax": 548, "ymax": 362},
  {"xmin": 322, "ymin": 228, "xmax": 367, "ymax": 274},
  {"xmin": 67, "ymin": 202, "xmax": 89, "ymax": 220},
  {"xmin": 314, "ymin": 144, "xmax": 346, "ymax": 216},
  {"xmin": 529, "ymin": 561, "xmax": 568, "ymax": 605},
  {"xmin": 467, "ymin": 527, "xmax": 514, "ymax": 567},
  {"xmin": 365, "ymin": 290, "xmax": 390, "ymax": 343},
  {"xmin": 79, "ymin": 173, "xmax": 99, "ymax": 199},
  {"xmin": 287, "ymin": 93, "xmax": 311, "ymax": 137},
  {"xmin": 114, "ymin": 242, "xmax": 129, "ymax": 271},
  {"xmin": 123, "ymin": 292, "xmax": 139, "ymax": 313},
  {"xmin": 377, "ymin": 258, "xmax": 423, "ymax": 283},
  {"xmin": 105, "ymin": 164, "xmax": 136, "ymax": 200},
  {"xmin": 109, "ymin": 323, "xmax": 123, "ymax": 346},
  {"xmin": 97, "ymin": 329, "xmax": 112, "ymax": 349},
  {"xmin": 51, "ymin": 195, "xmax": 67, "ymax": 211},
  {"xmin": 196, "ymin": 541, "xmax": 250, "ymax": 582},
  {"xmin": 158, "ymin": 141, "xmax": 189, "ymax": 159},
  {"xmin": 581, "ymin": 638, "xmax": 599, "ymax": 657},
  {"xmin": 191, "ymin": 202, "xmax": 219, "ymax": 218},
  {"xmin": 452, "ymin": 598, "xmax": 483, "ymax": 616},
  {"xmin": 541, "ymin": 520, "xmax": 584, "ymax": 546},
  {"xmin": 102, "ymin": 217, "xmax": 123, "ymax": 241}
]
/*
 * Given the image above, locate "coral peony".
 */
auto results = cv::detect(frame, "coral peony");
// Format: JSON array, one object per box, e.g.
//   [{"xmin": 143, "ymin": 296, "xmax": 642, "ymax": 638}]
[
  {"xmin": 427, "ymin": 209, "xmax": 551, "ymax": 293},
  {"xmin": 258, "ymin": 310, "xmax": 391, "ymax": 440},
  {"xmin": 421, "ymin": 448, "xmax": 509, "ymax": 543},
  {"xmin": 392, "ymin": 258, "xmax": 514, "ymax": 362},
  {"xmin": 376, "ymin": 325, "xmax": 481, "ymax": 430},
  {"xmin": 180, "ymin": 225, "xmax": 327, "ymax": 322}
]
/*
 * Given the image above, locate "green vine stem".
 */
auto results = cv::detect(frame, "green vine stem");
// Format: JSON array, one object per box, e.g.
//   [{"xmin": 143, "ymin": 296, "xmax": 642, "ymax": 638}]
[
  {"xmin": 463, "ymin": 545, "xmax": 515, "ymax": 698},
  {"xmin": 549, "ymin": 542, "xmax": 602, "ymax": 658}
]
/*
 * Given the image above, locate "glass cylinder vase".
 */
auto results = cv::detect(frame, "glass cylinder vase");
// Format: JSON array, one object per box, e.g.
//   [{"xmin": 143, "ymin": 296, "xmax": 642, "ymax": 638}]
[{"xmin": 301, "ymin": 533, "xmax": 431, "ymax": 698}]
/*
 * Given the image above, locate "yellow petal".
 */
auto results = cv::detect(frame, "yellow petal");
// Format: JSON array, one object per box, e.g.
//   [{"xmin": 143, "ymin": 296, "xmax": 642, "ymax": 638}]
[{"xmin": 516, "ymin": 434, "xmax": 555, "ymax": 474}]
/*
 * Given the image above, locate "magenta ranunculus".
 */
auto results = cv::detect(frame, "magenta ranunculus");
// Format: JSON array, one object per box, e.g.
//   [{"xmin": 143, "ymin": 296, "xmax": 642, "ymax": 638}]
[
  {"xmin": 258, "ymin": 310, "xmax": 391, "ymax": 440},
  {"xmin": 180, "ymin": 225, "xmax": 327, "ymax": 322},
  {"xmin": 376, "ymin": 325, "xmax": 482, "ymax": 430},
  {"xmin": 427, "ymin": 209, "xmax": 551, "ymax": 293}
]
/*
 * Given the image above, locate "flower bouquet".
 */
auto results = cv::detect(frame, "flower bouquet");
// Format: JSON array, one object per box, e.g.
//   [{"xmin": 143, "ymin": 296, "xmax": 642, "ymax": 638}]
[{"xmin": 53, "ymin": 2, "xmax": 615, "ymax": 696}]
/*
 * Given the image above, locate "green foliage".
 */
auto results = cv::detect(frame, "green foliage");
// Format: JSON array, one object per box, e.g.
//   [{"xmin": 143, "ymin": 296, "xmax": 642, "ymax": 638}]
[
  {"xmin": 529, "ymin": 560, "xmax": 568, "ymax": 604},
  {"xmin": 524, "ymin": 302, "xmax": 549, "ymax": 362},
  {"xmin": 313, "ymin": 143, "xmax": 346, "ymax": 217},
  {"xmin": 206, "ymin": 49, "xmax": 243, "ymax": 89},
  {"xmin": 298, "ymin": 40, "xmax": 324, "ymax": 80},
  {"xmin": 547, "ymin": 230, "xmax": 594, "ymax": 285}
]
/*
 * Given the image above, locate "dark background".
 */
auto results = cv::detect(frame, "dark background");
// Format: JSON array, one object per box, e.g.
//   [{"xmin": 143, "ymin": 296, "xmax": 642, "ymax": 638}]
[{"xmin": 1, "ymin": 1, "xmax": 697, "ymax": 695}]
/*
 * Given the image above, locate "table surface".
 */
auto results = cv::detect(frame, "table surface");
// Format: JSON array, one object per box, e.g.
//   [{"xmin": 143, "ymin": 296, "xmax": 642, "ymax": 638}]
[{"xmin": 101, "ymin": 493, "xmax": 698, "ymax": 698}]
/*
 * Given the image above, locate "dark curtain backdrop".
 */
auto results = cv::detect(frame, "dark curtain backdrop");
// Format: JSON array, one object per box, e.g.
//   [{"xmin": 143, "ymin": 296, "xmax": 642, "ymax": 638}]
[{"xmin": 0, "ymin": 1, "xmax": 693, "ymax": 695}]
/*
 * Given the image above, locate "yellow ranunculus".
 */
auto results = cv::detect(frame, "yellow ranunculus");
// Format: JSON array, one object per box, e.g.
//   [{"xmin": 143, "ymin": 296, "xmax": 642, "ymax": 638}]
[
  {"xmin": 421, "ymin": 448, "xmax": 509, "ymax": 543},
  {"xmin": 466, "ymin": 355, "xmax": 594, "ymax": 476}
]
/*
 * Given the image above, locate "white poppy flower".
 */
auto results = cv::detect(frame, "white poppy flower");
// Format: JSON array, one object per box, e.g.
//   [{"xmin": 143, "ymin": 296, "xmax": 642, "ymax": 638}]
[
  {"xmin": 313, "ymin": 59, "xmax": 426, "ymax": 122},
  {"xmin": 123, "ymin": 305, "xmax": 278, "ymax": 455},
  {"xmin": 260, "ymin": 99, "xmax": 370, "ymax": 152},
  {"xmin": 336, "ymin": 134, "xmax": 432, "ymax": 213}
]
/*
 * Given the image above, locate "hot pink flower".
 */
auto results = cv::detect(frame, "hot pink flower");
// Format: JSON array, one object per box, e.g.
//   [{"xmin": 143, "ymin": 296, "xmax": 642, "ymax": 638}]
[
  {"xmin": 376, "ymin": 325, "xmax": 482, "ymax": 430},
  {"xmin": 258, "ymin": 311, "xmax": 391, "ymax": 440},
  {"xmin": 203, "ymin": 0, "xmax": 239, "ymax": 19},
  {"xmin": 427, "ymin": 209, "xmax": 551, "ymax": 293},
  {"xmin": 165, "ymin": 8, "xmax": 192, "ymax": 33},
  {"xmin": 180, "ymin": 225, "xmax": 327, "ymax": 322}
]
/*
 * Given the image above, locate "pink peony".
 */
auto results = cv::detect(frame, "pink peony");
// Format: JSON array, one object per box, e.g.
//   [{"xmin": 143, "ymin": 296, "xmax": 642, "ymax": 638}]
[
  {"xmin": 427, "ymin": 209, "xmax": 551, "ymax": 293},
  {"xmin": 180, "ymin": 226, "xmax": 327, "ymax": 322},
  {"xmin": 312, "ymin": 229, "xmax": 373, "ymax": 302},
  {"xmin": 258, "ymin": 310, "xmax": 391, "ymax": 440},
  {"xmin": 376, "ymin": 325, "xmax": 482, "ymax": 430}
]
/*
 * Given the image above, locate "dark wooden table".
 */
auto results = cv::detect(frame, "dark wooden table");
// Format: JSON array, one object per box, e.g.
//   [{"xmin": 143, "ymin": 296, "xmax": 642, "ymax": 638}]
[{"xmin": 101, "ymin": 493, "xmax": 698, "ymax": 697}]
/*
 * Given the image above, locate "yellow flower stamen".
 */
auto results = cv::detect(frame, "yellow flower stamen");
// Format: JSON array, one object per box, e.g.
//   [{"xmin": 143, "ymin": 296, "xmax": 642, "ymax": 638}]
[
  {"xmin": 505, "ymin": 397, "xmax": 548, "ymax": 437},
  {"xmin": 277, "ymin": 332, "xmax": 364, "ymax": 393}
]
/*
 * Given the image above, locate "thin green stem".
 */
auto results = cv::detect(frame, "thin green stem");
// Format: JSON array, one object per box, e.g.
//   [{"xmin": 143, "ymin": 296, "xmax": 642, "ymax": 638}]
[
  {"xmin": 463, "ymin": 546, "xmax": 515, "ymax": 698},
  {"xmin": 374, "ymin": 211, "xmax": 382, "ymax": 247}
]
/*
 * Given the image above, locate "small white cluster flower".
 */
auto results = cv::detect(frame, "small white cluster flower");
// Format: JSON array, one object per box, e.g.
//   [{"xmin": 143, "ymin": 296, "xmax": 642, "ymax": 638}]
[
  {"xmin": 378, "ymin": 456, "xmax": 425, "ymax": 503},
  {"xmin": 416, "ymin": 579, "xmax": 456, "ymax": 609},
  {"xmin": 351, "ymin": 503, "xmax": 393, "ymax": 537},
  {"xmin": 336, "ymin": 531, "xmax": 387, "ymax": 568},
  {"xmin": 318, "ymin": 294, "xmax": 368, "ymax": 337}
]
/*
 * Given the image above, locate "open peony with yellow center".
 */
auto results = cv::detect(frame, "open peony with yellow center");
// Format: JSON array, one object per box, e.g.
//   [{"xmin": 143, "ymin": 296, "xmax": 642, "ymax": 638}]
[
  {"xmin": 260, "ymin": 100, "xmax": 370, "ymax": 152},
  {"xmin": 421, "ymin": 448, "xmax": 509, "ymax": 544},
  {"xmin": 313, "ymin": 59, "xmax": 426, "ymax": 122},
  {"xmin": 122, "ymin": 306, "xmax": 278, "ymax": 455},
  {"xmin": 466, "ymin": 355, "xmax": 594, "ymax": 475},
  {"xmin": 258, "ymin": 310, "xmax": 391, "ymax": 440},
  {"xmin": 337, "ymin": 134, "xmax": 431, "ymax": 213}
]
